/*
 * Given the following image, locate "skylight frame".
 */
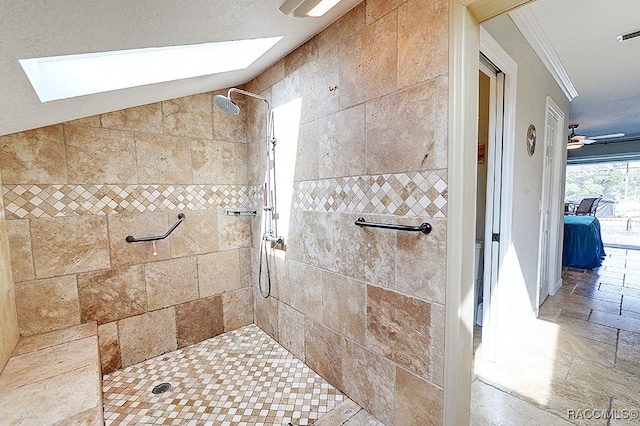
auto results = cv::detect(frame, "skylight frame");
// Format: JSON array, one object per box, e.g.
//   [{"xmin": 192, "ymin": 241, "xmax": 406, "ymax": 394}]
[{"xmin": 19, "ymin": 36, "xmax": 283, "ymax": 103}]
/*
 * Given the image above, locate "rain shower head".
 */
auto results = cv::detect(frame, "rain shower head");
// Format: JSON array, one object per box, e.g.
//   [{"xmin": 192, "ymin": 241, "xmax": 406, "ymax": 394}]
[
  {"xmin": 213, "ymin": 94, "xmax": 240, "ymax": 115},
  {"xmin": 214, "ymin": 88, "xmax": 269, "ymax": 116}
]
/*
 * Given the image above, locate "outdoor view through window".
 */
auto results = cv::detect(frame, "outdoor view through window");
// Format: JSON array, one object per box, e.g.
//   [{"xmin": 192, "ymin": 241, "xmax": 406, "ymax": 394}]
[{"xmin": 565, "ymin": 161, "xmax": 640, "ymax": 248}]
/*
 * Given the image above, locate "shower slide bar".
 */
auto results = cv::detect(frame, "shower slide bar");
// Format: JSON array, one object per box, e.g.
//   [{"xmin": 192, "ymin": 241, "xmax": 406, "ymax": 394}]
[
  {"xmin": 354, "ymin": 217, "xmax": 432, "ymax": 234},
  {"xmin": 125, "ymin": 213, "xmax": 185, "ymax": 243}
]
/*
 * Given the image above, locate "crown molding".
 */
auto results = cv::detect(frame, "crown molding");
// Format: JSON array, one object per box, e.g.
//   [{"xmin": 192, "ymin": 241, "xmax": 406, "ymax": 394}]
[{"xmin": 509, "ymin": 6, "xmax": 579, "ymax": 101}]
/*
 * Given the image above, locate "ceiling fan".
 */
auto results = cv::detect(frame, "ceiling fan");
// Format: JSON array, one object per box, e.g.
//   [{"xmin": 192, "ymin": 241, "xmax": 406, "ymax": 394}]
[{"xmin": 567, "ymin": 124, "xmax": 625, "ymax": 150}]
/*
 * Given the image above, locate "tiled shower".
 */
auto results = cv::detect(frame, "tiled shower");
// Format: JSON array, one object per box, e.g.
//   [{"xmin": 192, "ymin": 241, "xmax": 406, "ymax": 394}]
[
  {"xmin": 0, "ymin": 94, "xmax": 256, "ymax": 373},
  {"xmin": 0, "ymin": 1, "xmax": 449, "ymax": 424}
]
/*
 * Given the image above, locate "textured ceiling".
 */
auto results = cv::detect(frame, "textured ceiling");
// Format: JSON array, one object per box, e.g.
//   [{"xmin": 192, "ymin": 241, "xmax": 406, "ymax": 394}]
[{"xmin": 525, "ymin": 0, "xmax": 640, "ymax": 141}]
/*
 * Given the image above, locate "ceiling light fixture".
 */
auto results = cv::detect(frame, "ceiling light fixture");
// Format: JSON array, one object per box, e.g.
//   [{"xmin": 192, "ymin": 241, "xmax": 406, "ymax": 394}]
[
  {"xmin": 279, "ymin": 0, "xmax": 342, "ymax": 17},
  {"xmin": 567, "ymin": 124, "xmax": 584, "ymax": 150}
]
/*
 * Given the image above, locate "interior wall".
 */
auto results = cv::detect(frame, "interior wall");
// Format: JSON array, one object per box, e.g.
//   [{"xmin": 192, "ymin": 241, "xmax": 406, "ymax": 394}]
[
  {"xmin": 0, "ymin": 93, "xmax": 255, "ymax": 373},
  {"xmin": 245, "ymin": 1, "xmax": 448, "ymax": 424},
  {"xmin": 482, "ymin": 15, "xmax": 570, "ymax": 336}
]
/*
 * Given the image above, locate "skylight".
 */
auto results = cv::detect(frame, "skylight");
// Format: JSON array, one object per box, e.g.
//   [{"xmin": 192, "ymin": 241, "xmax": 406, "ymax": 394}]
[{"xmin": 19, "ymin": 37, "xmax": 283, "ymax": 103}]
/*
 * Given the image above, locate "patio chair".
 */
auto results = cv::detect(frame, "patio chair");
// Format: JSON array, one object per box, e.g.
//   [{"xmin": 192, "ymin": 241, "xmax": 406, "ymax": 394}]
[{"xmin": 574, "ymin": 196, "xmax": 602, "ymax": 216}]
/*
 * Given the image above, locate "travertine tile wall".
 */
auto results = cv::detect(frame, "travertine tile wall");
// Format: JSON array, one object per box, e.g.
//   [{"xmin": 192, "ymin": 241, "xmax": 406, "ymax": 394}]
[
  {"xmin": 0, "ymin": 2, "xmax": 450, "ymax": 423},
  {"xmin": 0, "ymin": 168, "xmax": 19, "ymax": 373},
  {"xmin": 0, "ymin": 93, "xmax": 255, "ymax": 373},
  {"xmin": 247, "ymin": 1, "xmax": 448, "ymax": 425}
]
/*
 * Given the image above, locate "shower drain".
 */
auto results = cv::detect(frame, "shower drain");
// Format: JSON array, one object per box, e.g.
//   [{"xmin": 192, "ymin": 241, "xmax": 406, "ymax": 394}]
[{"xmin": 151, "ymin": 382, "xmax": 171, "ymax": 394}]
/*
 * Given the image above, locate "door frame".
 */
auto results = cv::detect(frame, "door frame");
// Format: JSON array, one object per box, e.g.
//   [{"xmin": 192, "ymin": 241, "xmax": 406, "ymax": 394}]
[
  {"xmin": 479, "ymin": 26, "xmax": 518, "ymax": 361},
  {"xmin": 445, "ymin": 1, "xmax": 529, "ymax": 424},
  {"xmin": 545, "ymin": 97, "xmax": 566, "ymax": 296},
  {"xmin": 444, "ymin": 4, "xmax": 479, "ymax": 424},
  {"xmin": 537, "ymin": 105, "xmax": 555, "ymax": 312}
]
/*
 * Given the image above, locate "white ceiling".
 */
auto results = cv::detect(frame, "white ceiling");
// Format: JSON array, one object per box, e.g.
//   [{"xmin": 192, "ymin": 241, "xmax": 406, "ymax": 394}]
[
  {"xmin": 520, "ymin": 0, "xmax": 640, "ymax": 141},
  {"xmin": 0, "ymin": 0, "xmax": 361, "ymax": 137},
  {"xmin": 2, "ymin": 0, "xmax": 639, "ymax": 142}
]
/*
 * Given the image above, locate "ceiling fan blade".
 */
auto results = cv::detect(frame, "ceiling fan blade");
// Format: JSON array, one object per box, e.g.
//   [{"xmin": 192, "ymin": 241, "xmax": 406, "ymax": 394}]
[
  {"xmin": 566, "ymin": 141, "xmax": 584, "ymax": 150},
  {"xmin": 581, "ymin": 139, "xmax": 598, "ymax": 144},
  {"xmin": 589, "ymin": 133, "xmax": 625, "ymax": 140}
]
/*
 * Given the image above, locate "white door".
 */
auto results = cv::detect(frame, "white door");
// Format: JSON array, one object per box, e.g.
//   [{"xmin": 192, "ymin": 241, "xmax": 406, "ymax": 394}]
[
  {"xmin": 479, "ymin": 27, "xmax": 518, "ymax": 362},
  {"xmin": 538, "ymin": 113, "xmax": 556, "ymax": 309},
  {"xmin": 543, "ymin": 98, "xmax": 566, "ymax": 299},
  {"xmin": 479, "ymin": 55, "xmax": 504, "ymax": 362}
]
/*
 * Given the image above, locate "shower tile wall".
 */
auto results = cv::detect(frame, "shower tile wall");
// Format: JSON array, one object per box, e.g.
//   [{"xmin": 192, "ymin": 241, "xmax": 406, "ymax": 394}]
[
  {"xmin": 0, "ymin": 93, "xmax": 256, "ymax": 373},
  {"xmin": 246, "ymin": 1, "xmax": 448, "ymax": 425},
  {"xmin": 0, "ymin": 1, "xmax": 451, "ymax": 424},
  {"xmin": 0, "ymin": 167, "xmax": 19, "ymax": 373}
]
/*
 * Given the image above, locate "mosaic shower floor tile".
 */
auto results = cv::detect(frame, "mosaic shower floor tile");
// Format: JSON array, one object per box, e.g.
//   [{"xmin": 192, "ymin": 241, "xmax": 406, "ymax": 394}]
[{"xmin": 103, "ymin": 324, "xmax": 345, "ymax": 426}]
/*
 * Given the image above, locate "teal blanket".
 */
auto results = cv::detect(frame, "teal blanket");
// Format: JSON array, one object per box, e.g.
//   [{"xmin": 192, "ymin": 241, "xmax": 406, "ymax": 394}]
[{"xmin": 562, "ymin": 216, "xmax": 605, "ymax": 269}]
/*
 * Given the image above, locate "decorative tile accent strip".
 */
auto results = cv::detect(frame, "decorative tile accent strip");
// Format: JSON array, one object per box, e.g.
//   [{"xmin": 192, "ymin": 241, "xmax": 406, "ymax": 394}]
[
  {"xmin": 294, "ymin": 176, "xmax": 371, "ymax": 214},
  {"xmin": 2, "ymin": 184, "xmax": 259, "ymax": 219},
  {"xmin": 293, "ymin": 170, "xmax": 447, "ymax": 218},
  {"xmin": 3, "ymin": 171, "xmax": 447, "ymax": 219}
]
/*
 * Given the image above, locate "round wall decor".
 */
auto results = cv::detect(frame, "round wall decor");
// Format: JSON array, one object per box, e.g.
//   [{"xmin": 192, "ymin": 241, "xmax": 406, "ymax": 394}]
[{"xmin": 526, "ymin": 124, "xmax": 536, "ymax": 156}]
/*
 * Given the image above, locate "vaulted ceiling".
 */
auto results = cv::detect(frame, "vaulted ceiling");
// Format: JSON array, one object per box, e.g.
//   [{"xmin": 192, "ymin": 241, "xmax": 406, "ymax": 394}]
[
  {"xmin": 2, "ymin": 0, "xmax": 640, "ymax": 148},
  {"xmin": 0, "ymin": 0, "xmax": 361, "ymax": 136}
]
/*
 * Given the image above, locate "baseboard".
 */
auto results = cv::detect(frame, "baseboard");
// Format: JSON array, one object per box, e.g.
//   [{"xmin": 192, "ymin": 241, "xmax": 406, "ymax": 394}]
[{"xmin": 550, "ymin": 277, "xmax": 562, "ymax": 295}]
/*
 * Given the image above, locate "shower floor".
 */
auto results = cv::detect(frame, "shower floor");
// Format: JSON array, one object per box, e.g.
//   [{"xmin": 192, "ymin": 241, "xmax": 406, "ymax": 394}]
[{"xmin": 103, "ymin": 324, "xmax": 352, "ymax": 425}]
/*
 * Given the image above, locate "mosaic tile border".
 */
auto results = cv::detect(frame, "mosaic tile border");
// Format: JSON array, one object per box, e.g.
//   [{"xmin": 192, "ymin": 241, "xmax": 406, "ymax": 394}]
[
  {"xmin": 2, "ymin": 171, "xmax": 447, "ymax": 220},
  {"xmin": 2, "ymin": 184, "xmax": 258, "ymax": 219},
  {"xmin": 293, "ymin": 170, "xmax": 447, "ymax": 218}
]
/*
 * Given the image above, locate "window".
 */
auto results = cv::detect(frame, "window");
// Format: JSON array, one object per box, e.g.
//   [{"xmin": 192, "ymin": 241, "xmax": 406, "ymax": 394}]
[{"xmin": 19, "ymin": 37, "xmax": 283, "ymax": 102}]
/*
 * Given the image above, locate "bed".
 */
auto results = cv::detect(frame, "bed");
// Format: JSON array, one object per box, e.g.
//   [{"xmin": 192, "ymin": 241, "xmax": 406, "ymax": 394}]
[{"xmin": 562, "ymin": 215, "xmax": 605, "ymax": 269}]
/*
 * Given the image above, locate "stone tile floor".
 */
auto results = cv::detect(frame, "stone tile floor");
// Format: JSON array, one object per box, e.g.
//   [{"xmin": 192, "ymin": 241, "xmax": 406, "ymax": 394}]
[
  {"xmin": 103, "ymin": 246, "xmax": 640, "ymax": 425},
  {"xmin": 472, "ymin": 247, "xmax": 640, "ymax": 425},
  {"xmin": 600, "ymin": 218, "xmax": 640, "ymax": 249},
  {"xmin": 103, "ymin": 324, "xmax": 383, "ymax": 426}
]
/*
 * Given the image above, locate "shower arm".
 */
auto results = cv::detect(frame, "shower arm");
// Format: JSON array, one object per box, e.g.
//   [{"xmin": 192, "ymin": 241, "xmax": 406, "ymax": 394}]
[{"xmin": 227, "ymin": 88, "xmax": 269, "ymax": 106}]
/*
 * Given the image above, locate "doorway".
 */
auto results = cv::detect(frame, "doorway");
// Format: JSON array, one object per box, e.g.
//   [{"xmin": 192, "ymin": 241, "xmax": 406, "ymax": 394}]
[
  {"xmin": 476, "ymin": 54, "xmax": 503, "ymax": 362},
  {"xmin": 476, "ymin": 27, "xmax": 518, "ymax": 362},
  {"xmin": 537, "ymin": 98, "xmax": 565, "ymax": 312}
]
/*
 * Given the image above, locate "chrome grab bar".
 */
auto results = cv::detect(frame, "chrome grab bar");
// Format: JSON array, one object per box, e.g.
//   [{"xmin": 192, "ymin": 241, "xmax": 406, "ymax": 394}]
[
  {"xmin": 354, "ymin": 217, "xmax": 432, "ymax": 235},
  {"xmin": 125, "ymin": 213, "xmax": 185, "ymax": 242}
]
